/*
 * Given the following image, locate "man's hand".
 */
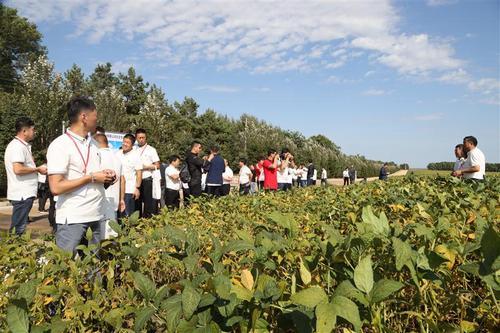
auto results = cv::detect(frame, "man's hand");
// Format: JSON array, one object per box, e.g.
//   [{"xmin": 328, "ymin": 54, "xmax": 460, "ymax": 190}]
[
  {"xmin": 119, "ymin": 200, "xmax": 126, "ymax": 213},
  {"xmin": 37, "ymin": 165, "xmax": 47, "ymax": 175},
  {"xmin": 92, "ymin": 170, "xmax": 115, "ymax": 184},
  {"xmin": 133, "ymin": 188, "xmax": 140, "ymax": 200},
  {"xmin": 452, "ymin": 170, "xmax": 462, "ymax": 177}
]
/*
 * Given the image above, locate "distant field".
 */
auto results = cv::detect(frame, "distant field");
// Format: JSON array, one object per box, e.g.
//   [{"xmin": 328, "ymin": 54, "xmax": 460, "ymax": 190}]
[{"xmin": 408, "ymin": 169, "xmax": 500, "ymax": 177}]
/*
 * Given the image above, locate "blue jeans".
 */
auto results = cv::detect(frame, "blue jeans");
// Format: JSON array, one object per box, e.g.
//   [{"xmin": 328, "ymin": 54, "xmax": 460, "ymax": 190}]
[
  {"xmin": 55, "ymin": 221, "xmax": 101, "ymax": 255},
  {"xmin": 10, "ymin": 197, "xmax": 35, "ymax": 235},
  {"xmin": 124, "ymin": 193, "xmax": 135, "ymax": 216}
]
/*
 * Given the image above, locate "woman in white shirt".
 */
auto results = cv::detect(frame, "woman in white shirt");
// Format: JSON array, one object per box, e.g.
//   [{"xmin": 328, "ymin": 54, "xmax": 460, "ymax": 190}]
[
  {"xmin": 164, "ymin": 155, "xmax": 181, "ymax": 210},
  {"xmin": 222, "ymin": 159, "xmax": 233, "ymax": 196},
  {"xmin": 238, "ymin": 158, "xmax": 253, "ymax": 195}
]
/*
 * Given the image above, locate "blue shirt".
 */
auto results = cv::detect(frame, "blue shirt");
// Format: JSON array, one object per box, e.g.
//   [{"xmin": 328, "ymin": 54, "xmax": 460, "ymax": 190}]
[{"xmin": 206, "ymin": 155, "xmax": 225, "ymax": 185}]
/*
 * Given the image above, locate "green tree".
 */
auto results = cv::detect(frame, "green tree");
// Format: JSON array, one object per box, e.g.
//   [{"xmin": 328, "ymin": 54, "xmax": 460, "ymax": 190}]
[
  {"xmin": 63, "ymin": 64, "xmax": 86, "ymax": 96},
  {"xmin": 93, "ymin": 85, "xmax": 128, "ymax": 132},
  {"xmin": 118, "ymin": 67, "xmax": 149, "ymax": 115},
  {"xmin": 0, "ymin": 4, "xmax": 46, "ymax": 92},
  {"xmin": 87, "ymin": 62, "xmax": 118, "ymax": 94}
]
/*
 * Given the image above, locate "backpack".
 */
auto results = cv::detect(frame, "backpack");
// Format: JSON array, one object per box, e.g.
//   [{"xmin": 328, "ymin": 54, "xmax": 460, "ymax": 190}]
[{"xmin": 179, "ymin": 162, "xmax": 191, "ymax": 183}]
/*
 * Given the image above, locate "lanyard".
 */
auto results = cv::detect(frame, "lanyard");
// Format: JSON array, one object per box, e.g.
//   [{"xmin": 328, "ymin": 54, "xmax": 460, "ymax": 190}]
[
  {"xmin": 66, "ymin": 132, "xmax": 91, "ymax": 174},
  {"xmin": 14, "ymin": 137, "xmax": 35, "ymax": 164},
  {"xmin": 139, "ymin": 144, "xmax": 148, "ymax": 157}
]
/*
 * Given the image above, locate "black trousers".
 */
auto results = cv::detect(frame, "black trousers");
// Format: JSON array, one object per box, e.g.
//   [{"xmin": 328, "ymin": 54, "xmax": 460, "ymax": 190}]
[
  {"xmin": 343, "ymin": 177, "xmax": 350, "ymax": 186},
  {"xmin": 135, "ymin": 177, "xmax": 157, "ymax": 218},
  {"xmin": 206, "ymin": 185, "xmax": 223, "ymax": 197},
  {"xmin": 164, "ymin": 188, "xmax": 180, "ymax": 210},
  {"xmin": 239, "ymin": 183, "xmax": 250, "ymax": 195},
  {"xmin": 221, "ymin": 184, "xmax": 231, "ymax": 196},
  {"xmin": 38, "ymin": 183, "xmax": 49, "ymax": 211}
]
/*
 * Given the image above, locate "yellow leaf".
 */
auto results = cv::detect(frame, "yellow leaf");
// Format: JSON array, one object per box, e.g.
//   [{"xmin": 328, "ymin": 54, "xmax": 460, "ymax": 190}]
[
  {"xmin": 300, "ymin": 259, "xmax": 311, "ymax": 285},
  {"xmin": 241, "ymin": 269, "xmax": 254, "ymax": 290}
]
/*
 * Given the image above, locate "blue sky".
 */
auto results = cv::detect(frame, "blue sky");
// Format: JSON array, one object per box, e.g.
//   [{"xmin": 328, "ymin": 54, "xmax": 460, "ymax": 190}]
[{"xmin": 8, "ymin": 0, "xmax": 499, "ymax": 167}]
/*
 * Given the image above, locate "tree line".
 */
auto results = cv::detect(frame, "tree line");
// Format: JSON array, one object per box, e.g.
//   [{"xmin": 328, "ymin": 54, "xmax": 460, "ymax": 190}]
[
  {"xmin": 427, "ymin": 162, "xmax": 499, "ymax": 172},
  {"xmin": 0, "ymin": 5, "xmax": 399, "ymax": 195}
]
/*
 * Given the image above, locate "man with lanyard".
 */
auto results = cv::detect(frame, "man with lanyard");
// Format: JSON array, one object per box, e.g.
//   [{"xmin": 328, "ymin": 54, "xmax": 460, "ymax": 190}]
[
  {"xmin": 47, "ymin": 96, "xmax": 115, "ymax": 255},
  {"xmin": 4, "ymin": 117, "xmax": 47, "ymax": 235},
  {"xmin": 134, "ymin": 128, "xmax": 160, "ymax": 218}
]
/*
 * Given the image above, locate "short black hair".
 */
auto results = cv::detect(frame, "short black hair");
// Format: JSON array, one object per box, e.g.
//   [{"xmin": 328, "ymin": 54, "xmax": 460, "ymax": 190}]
[
  {"xmin": 93, "ymin": 133, "xmax": 108, "ymax": 145},
  {"xmin": 455, "ymin": 143, "xmax": 464, "ymax": 149},
  {"xmin": 191, "ymin": 140, "xmax": 202, "ymax": 149},
  {"xmin": 15, "ymin": 117, "xmax": 35, "ymax": 133},
  {"xmin": 267, "ymin": 149, "xmax": 276, "ymax": 157},
  {"xmin": 239, "ymin": 158, "xmax": 247, "ymax": 165},
  {"xmin": 135, "ymin": 128, "xmax": 146, "ymax": 135},
  {"xmin": 169, "ymin": 155, "xmax": 180, "ymax": 164},
  {"xmin": 211, "ymin": 145, "xmax": 220, "ymax": 153},
  {"xmin": 95, "ymin": 126, "xmax": 105, "ymax": 134},
  {"xmin": 67, "ymin": 96, "xmax": 96, "ymax": 124},
  {"xmin": 463, "ymin": 136, "xmax": 478, "ymax": 146},
  {"xmin": 123, "ymin": 133, "xmax": 136, "ymax": 143}
]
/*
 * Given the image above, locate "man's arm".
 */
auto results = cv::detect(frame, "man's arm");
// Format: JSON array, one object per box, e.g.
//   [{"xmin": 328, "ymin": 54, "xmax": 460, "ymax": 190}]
[
  {"xmin": 13, "ymin": 163, "xmax": 46, "ymax": 175},
  {"xmin": 119, "ymin": 175, "xmax": 126, "ymax": 212},
  {"xmin": 453, "ymin": 165, "xmax": 480, "ymax": 176},
  {"xmin": 134, "ymin": 170, "xmax": 142, "ymax": 199},
  {"xmin": 49, "ymin": 171, "xmax": 112, "ymax": 196}
]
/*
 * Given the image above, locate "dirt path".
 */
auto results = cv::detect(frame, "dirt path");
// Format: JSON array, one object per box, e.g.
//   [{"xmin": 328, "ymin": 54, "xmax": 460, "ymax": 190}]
[{"xmin": 327, "ymin": 169, "xmax": 408, "ymax": 186}]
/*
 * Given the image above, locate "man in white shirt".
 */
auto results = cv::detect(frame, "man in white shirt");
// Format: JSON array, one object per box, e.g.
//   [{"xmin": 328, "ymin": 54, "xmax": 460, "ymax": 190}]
[
  {"xmin": 343, "ymin": 168, "xmax": 350, "ymax": 186},
  {"xmin": 116, "ymin": 134, "xmax": 142, "ymax": 217},
  {"xmin": 4, "ymin": 117, "xmax": 47, "ymax": 235},
  {"xmin": 94, "ymin": 134, "xmax": 124, "ymax": 239},
  {"xmin": 321, "ymin": 168, "xmax": 327, "ymax": 186},
  {"xmin": 238, "ymin": 158, "xmax": 253, "ymax": 195},
  {"xmin": 135, "ymin": 128, "xmax": 160, "ymax": 218},
  {"xmin": 222, "ymin": 159, "xmax": 234, "ymax": 196},
  {"xmin": 452, "ymin": 144, "xmax": 466, "ymax": 173},
  {"xmin": 453, "ymin": 136, "xmax": 486, "ymax": 181},
  {"xmin": 312, "ymin": 168, "xmax": 318, "ymax": 186},
  {"xmin": 164, "ymin": 155, "xmax": 181, "ymax": 210},
  {"xmin": 47, "ymin": 97, "xmax": 115, "ymax": 254}
]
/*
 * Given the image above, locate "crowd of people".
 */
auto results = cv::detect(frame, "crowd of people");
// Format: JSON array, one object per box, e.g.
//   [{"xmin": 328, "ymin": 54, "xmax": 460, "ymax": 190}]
[
  {"xmin": 3, "ymin": 96, "xmax": 487, "ymax": 256},
  {"xmin": 4, "ymin": 97, "xmax": 326, "ymax": 255}
]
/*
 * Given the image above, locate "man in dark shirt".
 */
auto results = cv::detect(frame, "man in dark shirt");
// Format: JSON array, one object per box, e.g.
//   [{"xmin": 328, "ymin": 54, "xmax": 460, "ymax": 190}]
[
  {"xmin": 379, "ymin": 163, "xmax": 389, "ymax": 180},
  {"xmin": 185, "ymin": 141, "xmax": 205, "ymax": 198},
  {"xmin": 205, "ymin": 146, "xmax": 225, "ymax": 197},
  {"xmin": 349, "ymin": 166, "xmax": 356, "ymax": 185},
  {"xmin": 307, "ymin": 160, "xmax": 315, "ymax": 186}
]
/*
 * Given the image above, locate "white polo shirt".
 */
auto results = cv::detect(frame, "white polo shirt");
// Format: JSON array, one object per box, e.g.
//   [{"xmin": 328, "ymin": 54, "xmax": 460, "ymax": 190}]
[
  {"xmin": 136, "ymin": 144, "xmax": 160, "ymax": 179},
  {"xmin": 286, "ymin": 168, "xmax": 294, "ymax": 184},
  {"xmin": 4, "ymin": 137, "xmax": 38, "ymax": 201},
  {"xmin": 321, "ymin": 169, "xmax": 327, "ymax": 179},
  {"xmin": 116, "ymin": 149, "xmax": 142, "ymax": 194},
  {"xmin": 165, "ymin": 165, "xmax": 181, "ymax": 191},
  {"xmin": 453, "ymin": 158, "xmax": 465, "ymax": 172},
  {"xmin": 463, "ymin": 147, "xmax": 486, "ymax": 180},
  {"xmin": 47, "ymin": 130, "xmax": 105, "ymax": 224},
  {"xmin": 99, "ymin": 148, "xmax": 122, "ymax": 220},
  {"xmin": 239, "ymin": 165, "xmax": 252, "ymax": 184},
  {"xmin": 277, "ymin": 167, "xmax": 288, "ymax": 184},
  {"xmin": 223, "ymin": 166, "xmax": 234, "ymax": 185}
]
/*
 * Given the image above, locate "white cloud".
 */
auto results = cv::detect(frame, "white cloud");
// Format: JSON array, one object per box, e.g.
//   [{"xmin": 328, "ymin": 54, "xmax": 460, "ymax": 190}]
[
  {"xmin": 362, "ymin": 89, "xmax": 390, "ymax": 96},
  {"xmin": 195, "ymin": 85, "xmax": 239, "ymax": 93},
  {"xmin": 7, "ymin": 0, "xmax": 463, "ymax": 76},
  {"xmin": 426, "ymin": 0, "xmax": 458, "ymax": 7},
  {"xmin": 438, "ymin": 68, "xmax": 470, "ymax": 84},
  {"xmin": 364, "ymin": 70, "xmax": 376, "ymax": 77},
  {"xmin": 414, "ymin": 112, "xmax": 444, "ymax": 121},
  {"xmin": 253, "ymin": 87, "xmax": 271, "ymax": 92},
  {"xmin": 467, "ymin": 78, "xmax": 500, "ymax": 95}
]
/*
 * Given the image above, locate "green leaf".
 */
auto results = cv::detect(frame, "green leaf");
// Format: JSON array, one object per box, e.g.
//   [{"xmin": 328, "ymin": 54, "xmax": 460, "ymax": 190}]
[
  {"xmin": 369, "ymin": 279, "xmax": 404, "ymax": 303},
  {"xmin": 392, "ymin": 237, "xmax": 413, "ymax": 271},
  {"xmin": 7, "ymin": 299, "xmax": 29, "ymax": 333},
  {"xmin": 316, "ymin": 302, "xmax": 336, "ymax": 333},
  {"xmin": 354, "ymin": 255, "xmax": 373, "ymax": 294},
  {"xmin": 134, "ymin": 306, "xmax": 155, "ymax": 332},
  {"xmin": 16, "ymin": 279, "xmax": 40, "ymax": 305},
  {"xmin": 481, "ymin": 225, "xmax": 500, "ymax": 271},
  {"xmin": 104, "ymin": 308, "xmax": 124, "ymax": 328},
  {"xmin": 182, "ymin": 285, "xmax": 201, "ymax": 320},
  {"xmin": 131, "ymin": 271, "xmax": 156, "ymax": 301},
  {"xmin": 361, "ymin": 206, "xmax": 390, "ymax": 236},
  {"xmin": 299, "ymin": 259, "xmax": 312, "ymax": 285},
  {"xmin": 108, "ymin": 220, "xmax": 122, "ymax": 234},
  {"xmin": 331, "ymin": 296, "xmax": 362, "ymax": 332},
  {"xmin": 222, "ymin": 239, "xmax": 254, "ymax": 253},
  {"xmin": 162, "ymin": 295, "xmax": 183, "ymax": 332},
  {"xmin": 332, "ymin": 280, "xmax": 369, "ymax": 307},
  {"xmin": 213, "ymin": 274, "xmax": 232, "ymax": 300},
  {"xmin": 290, "ymin": 285, "xmax": 328, "ymax": 308},
  {"xmin": 231, "ymin": 284, "xmax": 253, "ymax": 302}
]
